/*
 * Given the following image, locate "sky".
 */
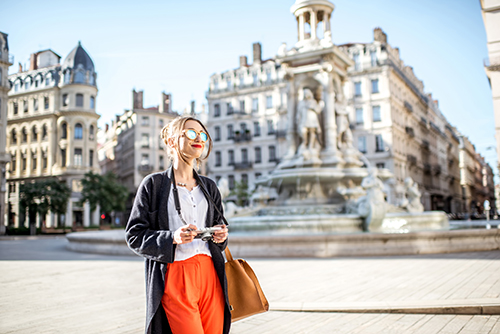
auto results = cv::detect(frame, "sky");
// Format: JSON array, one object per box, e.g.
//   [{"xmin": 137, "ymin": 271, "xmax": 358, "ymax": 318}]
[{"xmin": 2, "ymin": 0, "xmax": 497, "ymax": 177}]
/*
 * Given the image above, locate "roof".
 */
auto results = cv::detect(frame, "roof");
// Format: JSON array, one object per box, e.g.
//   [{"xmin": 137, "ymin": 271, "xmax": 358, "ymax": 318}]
[{"xmin": 62, "ymin": 41, "xmax": 95, "ymax": 72}]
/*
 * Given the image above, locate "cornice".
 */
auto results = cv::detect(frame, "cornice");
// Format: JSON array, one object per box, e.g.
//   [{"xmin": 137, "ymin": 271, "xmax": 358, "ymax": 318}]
[{"xmin": 8, "ymin": 113, "xmax": 57, "ymax": 124}]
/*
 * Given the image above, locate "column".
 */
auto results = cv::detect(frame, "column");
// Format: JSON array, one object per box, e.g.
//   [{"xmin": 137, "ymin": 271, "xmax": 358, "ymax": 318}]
[
  {"xmin": 320, "ymin": 73, "xmax": 342, "ymax": 166},
  {"xmin": 83, "ymin": 201, "xmax": 90, "ymax": 227},
  {"xmin": 310, "ymin": 10, "xmax": 317, "ymax": 40},
  {"xmin": 298, "ymin": 13, "xmax": 305, "ymax": 41},
  {"xmin": 325, "ymin": 13, "xmax": 331, "ymax": 32},
  {"xmin": 283, "ymin": 79, "xmax": 297, "ymax": 160}
]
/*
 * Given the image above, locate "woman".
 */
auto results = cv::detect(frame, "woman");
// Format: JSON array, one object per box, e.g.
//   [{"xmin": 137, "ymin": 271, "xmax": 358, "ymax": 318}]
[{"xmin": 126, "ymin": 115, "xmax": 231, "ymax": 334}]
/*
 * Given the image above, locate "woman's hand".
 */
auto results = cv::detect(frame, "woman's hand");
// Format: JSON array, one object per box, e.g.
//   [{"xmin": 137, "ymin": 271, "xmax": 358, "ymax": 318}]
[
  {"xmin": 212, "ymin": 225, "xmax": 228, "ymax": 244},
  {"xmin": 173, "ymin": 224, "xmax": 198, "ymax": 244}
]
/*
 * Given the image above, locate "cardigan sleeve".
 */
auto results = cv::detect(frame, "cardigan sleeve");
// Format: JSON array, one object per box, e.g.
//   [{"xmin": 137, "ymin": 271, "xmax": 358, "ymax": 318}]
[{"xmin": 125, "ymin": 175, "xmax": 175, "ymax": 263}]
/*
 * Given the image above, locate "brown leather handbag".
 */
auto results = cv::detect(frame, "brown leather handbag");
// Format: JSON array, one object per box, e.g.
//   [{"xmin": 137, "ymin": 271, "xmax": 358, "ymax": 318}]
[{"xmin": 224, "ymin": 247, "xmax": 269, "ymax": 322}]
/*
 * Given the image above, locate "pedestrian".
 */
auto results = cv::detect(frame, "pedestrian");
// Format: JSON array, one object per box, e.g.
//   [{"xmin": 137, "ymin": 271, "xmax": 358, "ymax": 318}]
[{"xmin": 126, "ymin": 115, "xmax": 231, "ymax": 334}]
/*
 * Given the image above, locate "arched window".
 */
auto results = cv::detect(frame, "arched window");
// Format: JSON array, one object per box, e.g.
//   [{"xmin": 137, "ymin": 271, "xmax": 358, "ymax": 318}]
[
  {"xmin": 64, "ymin": 70, "xmax": 71, "ymax": 84},
  {"xmin": 61, "ymin": 123, "xmax": 67, "ymax": 139},
  {"xmin": 11, "ymin": 129, "xmax": 17, "ymax": 144},
  {"xmin": 45, "ymin": 73, "xmax": 51, "ymax": 86},
  {"xmin": 74, "ymin": 70, "xmax": 85, "ymax": 83},
  {"xmin": 89, "ymin": 125, "xmax": 95, "ymax": 141},
  {"xmin": 24, "ymin": 78, "xmax": 30, "ymax": 90},
  {"xmin": 42, "ymin": 124, "xmax": 48, "ymax": 140},
  {"xmin": 74, "ymin": 123, "xmax": 83, "ymax": 139},
  {"xmin": 22, "ymin": 127, "xmax": 27, "ymax": 143},
  {"xmin": 32, "ymin": 126, "xmax": 38, "ymax": 142}
]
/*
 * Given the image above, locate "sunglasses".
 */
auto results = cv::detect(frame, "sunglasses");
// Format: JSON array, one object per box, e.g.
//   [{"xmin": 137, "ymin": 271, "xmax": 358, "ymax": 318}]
[{"xmin": 183, "ymin": 129, "xmax": 209, "ymax": 142}]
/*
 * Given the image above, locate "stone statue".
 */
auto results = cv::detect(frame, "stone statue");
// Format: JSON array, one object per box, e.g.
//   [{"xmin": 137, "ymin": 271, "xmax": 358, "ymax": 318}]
[
  {"xmin": 335, "ymin": 105, "xmax": 353, "ymax": 151},
  {"xmin": 356, "ymin": 168, "xmax": 387, "ymax": 231},
  {"xmin": 401, "ymin": 177, "xmax": 424, "ymax": 213},
  {"xmin": 277, "ymin": 43, "xmax": 287, "ymax": 57},
  {"xmin": 296, "ymin": 88, "xmax": 324, "ymax": 156}
]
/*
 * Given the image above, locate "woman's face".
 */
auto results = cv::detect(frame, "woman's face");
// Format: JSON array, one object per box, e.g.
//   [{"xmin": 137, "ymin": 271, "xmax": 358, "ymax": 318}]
[{"xmin": 177, "ymin": 120, "xmax": 207, "ymax": 161}]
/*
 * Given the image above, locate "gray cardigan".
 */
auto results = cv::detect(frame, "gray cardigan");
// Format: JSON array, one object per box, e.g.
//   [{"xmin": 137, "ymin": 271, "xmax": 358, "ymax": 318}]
[{"xmin": 125, "ymin": 167, "xmax": 231, "ymax": 334}]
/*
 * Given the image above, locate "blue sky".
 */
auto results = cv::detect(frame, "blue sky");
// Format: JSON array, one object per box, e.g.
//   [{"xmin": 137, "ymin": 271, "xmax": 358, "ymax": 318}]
[{"xmin": 2, "ymin": 0, "xmax": 496, "ymax": 176}]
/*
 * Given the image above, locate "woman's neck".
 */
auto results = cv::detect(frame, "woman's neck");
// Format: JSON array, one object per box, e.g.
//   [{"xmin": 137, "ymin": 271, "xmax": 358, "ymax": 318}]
[{"xmin": 173, "ymin": 159, "xmax": 195, "ymax": 182}]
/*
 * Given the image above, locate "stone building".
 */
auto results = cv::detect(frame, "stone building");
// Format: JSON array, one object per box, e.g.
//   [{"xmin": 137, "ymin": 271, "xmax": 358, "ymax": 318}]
[
  {"xmin": 480, "ymin": 0, "xmax": 500, "ymax": 213},
  {"xmin": 109, "ymin": 90, "xmax": 177, "ymax": 222},
  {"xmin": 0, "ymin": 32, "xmax": 13, "ymax": 233},
  {"xmin": 5, "ymin": 42, "xmax": 100, "ymax": 228}
]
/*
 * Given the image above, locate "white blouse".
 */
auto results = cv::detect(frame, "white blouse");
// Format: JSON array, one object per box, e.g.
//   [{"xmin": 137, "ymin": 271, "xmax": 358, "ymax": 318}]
[{"xmin": 168, "ymin": 184, "xmax": 211, "ymax": 261}]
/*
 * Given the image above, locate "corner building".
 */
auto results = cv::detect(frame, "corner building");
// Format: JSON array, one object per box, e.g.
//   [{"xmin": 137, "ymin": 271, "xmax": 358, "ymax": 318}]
[{"xmin": 6, "ymin": 42, "xmax": 100, "ymax": 228}]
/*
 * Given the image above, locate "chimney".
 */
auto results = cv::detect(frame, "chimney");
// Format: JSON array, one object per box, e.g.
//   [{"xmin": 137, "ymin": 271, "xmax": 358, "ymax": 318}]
[
  {"xmin": 29, "ymin": 53, "xmax": 37, "ymax": 71},
  {"xmin": 373, "ymin": 28, "xmax": 387, "ymax": 44},
  {"xmin": 105, "ymin": 123, "xmax": 109, "ymax": 131},
  {"xmin": 434, "ymin": 99, "xmax": 439, "ymax": 107},
  {"xmin": 190, "ymin": 100, "xmax": 195, "ymax": 115},
  {"xmin": 133, "ymin": 90, "xmax": 143, "ymax": 110},
  {"xmin": 239, "ymin": 56, "xmax": 248, "ymax": 68},
  {"xmin": 253, "ymin": 42, "xmax": 262, "ymax": 65},
  {"xmin": 18, "ymin": 62, "xmax": 23, "ymax": 73},
  {"xmin": 159, "ymin": 92, "xmax": 171, "ymax": 113}
]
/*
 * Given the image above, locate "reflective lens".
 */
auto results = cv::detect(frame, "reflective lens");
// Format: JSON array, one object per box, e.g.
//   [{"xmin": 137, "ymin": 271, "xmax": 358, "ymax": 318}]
[{"xmin": 185, "ymin": 129, "xmax": 208, "ymax": 142}]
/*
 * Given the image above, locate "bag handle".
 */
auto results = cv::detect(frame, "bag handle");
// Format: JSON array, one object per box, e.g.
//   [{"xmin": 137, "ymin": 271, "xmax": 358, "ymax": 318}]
[{"xmin": 224, "ymin": 247, "xmax": 234, "ymax": 262}]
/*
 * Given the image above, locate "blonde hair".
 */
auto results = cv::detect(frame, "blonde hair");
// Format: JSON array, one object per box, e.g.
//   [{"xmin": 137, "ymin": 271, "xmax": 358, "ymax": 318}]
[{"xmin": 160, "ymin": 115, "xmax": 212, "ymax": 170}]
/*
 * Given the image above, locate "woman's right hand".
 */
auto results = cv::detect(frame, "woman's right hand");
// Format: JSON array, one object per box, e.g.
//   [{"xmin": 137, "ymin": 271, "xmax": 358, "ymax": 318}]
[{"xmin": 173, "ymin": 224, "xmax": 198, "ymax": 244}]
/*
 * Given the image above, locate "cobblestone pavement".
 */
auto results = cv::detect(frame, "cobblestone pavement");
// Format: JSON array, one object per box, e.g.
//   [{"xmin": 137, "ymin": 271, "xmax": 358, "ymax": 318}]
[{"xmin": 0, "ymin": 236, "xmax": 499, "ymax": 333}]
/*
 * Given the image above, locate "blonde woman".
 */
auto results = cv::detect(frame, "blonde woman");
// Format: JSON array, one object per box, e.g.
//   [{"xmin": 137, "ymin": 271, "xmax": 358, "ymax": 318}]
[{"xmin": 126, "ymin": 116, "xmax": 230, "ymax": 334}]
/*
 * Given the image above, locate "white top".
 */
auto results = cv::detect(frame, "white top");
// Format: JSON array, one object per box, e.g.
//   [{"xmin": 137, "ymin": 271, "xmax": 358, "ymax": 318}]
[{"xmin": 168, "ymin": 184, "xmax": 211, "ymax": 261}]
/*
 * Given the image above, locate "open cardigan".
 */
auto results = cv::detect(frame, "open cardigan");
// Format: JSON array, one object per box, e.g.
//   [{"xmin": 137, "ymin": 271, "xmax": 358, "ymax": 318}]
[{"xmin": 125, "ymin": 167, "xmax": 231, "ymax": 334}]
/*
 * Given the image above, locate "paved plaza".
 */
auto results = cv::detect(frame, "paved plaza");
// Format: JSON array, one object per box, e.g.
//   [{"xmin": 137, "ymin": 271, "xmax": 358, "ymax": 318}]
[{"xmin": 0, "ymin": 236, "xmax": 499, "ymax": 333}]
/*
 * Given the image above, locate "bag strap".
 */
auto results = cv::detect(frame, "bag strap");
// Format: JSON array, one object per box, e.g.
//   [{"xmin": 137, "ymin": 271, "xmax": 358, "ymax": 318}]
[{"xmin": 224, "ymin": 247, "xmax": 234, "ymax": 262}]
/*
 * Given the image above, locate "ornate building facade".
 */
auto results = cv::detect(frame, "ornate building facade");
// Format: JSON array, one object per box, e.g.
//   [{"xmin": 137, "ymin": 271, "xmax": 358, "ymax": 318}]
[
  {"xmin": 0, "ymin": 32, "xmax": 13, "ymax": 233},
  {"xmin": 5, "ymin": 42, "xmax": 100, "ymax": 228}
]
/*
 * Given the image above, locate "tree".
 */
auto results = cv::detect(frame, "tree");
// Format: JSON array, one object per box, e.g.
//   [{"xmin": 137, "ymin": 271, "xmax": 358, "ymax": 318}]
[
  {"xmin": 230, "ymin": 181, "xmax": 250, "ymax": 207},
  {"xmin": 80, "ymin": 171, "xmax": 129, "ymax": 224},
  {"xmin": 19, "ymin": 178, "xmax": 71, "ymax": 234}
]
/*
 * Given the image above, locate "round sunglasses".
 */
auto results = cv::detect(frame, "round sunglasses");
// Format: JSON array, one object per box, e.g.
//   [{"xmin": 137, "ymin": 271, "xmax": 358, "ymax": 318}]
[{"xmin": 183, "ymin": 129, "xmax": 209, "ymax": 142}]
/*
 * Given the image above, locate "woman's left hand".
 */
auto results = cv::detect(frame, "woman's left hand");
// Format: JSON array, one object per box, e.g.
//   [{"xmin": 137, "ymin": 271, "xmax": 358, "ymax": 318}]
[{"xmin": 212, "ymin": 225, "xmax": 228, "ymax": 244}]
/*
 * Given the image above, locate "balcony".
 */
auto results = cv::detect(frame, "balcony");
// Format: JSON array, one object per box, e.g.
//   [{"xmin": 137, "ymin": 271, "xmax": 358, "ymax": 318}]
[
  {"xmin": 484, "ymin": 56, "xmax": 500, "ymax": 71},
  {"xmin": 423, "ymin": 163, "xmax": 432, "ymax": 174},
  {"xmin": 232, "ymin": 131, "xmax": 252, "ymax": 143},
  {"xmin": 420, "ymin": 117, "xmax": 428, "ymax": 127},
  {"xmin": 275, "ymin": 130, "xmax": 287, "ymax": 139},
  {"xmin": 407, "ymin": 154, "xmax": 417, "ymax": 165},
  {"xmin": 404, "ymin": 101, "xmax": 413, "ymax": 113},
  {"xmin": 138, "ymin": 164, "xmax": 154, "ymax": 174},
  {"xmin": 405, "ymin": 126, "xmax": 415, "ymax": 137},
  {"xmin": 433, "ymin": 164, "xmax": 442, "ymax": 175},
  {"xmin": 421, "ymin": 140, "xmax": 430, "ymax": 150},
  {"xmin": 233, "ymin": 161, "xmax": 253, "ymax": 170}
]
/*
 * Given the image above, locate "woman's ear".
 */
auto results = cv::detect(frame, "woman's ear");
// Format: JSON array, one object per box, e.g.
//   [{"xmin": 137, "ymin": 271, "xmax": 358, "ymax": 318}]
[{"xmin": 167, "ymin": 137, "xmax": 176, "ymax": 149}]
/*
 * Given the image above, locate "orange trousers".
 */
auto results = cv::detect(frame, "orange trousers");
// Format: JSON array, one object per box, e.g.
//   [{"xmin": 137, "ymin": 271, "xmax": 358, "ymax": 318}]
[{"xmin": 162, "ymin": 254, "xmax": 225, "ymax": 334}]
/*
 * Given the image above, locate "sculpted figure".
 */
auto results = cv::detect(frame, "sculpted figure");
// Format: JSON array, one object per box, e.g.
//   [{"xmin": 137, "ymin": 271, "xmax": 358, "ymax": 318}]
[
  {"xmin": 296, "ymin": 88, "xmax": 324, "ymax": 154},
  {"xmin": 357, "ymin": 168, "xmax": 387, "ymax": 231},
  {"xmin": 336, "ymin": 105, "xmax": 354, "ymax": 151},
  {"xmin": 401, "ymin": 177, "xmax": 424, "ymax": 213}
]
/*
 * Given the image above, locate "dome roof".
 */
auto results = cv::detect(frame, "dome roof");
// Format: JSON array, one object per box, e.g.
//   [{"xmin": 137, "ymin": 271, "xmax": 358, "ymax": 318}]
[
  {"xmin": 290, "ymin": 0, "xmax": 335, "ymax": 13},
  {"xmin": 62, "ymin": 41, "xmax": 94, "ymax": 72}
]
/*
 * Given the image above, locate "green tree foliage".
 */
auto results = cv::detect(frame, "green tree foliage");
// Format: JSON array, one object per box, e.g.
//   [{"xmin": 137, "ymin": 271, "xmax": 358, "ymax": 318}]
[
  {"xmin": 230, "ymin": 181, "xmax": 250, "ymax": 207},
  {"xmin": 80, "ymin": 171, "xmax": 129, "ymax": 215}
]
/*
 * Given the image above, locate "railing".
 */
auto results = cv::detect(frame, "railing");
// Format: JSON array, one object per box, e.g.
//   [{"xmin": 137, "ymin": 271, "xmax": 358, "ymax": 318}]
[
  {"xmin": 232, "ymin": 131, "xmax": 252, "ymax": 143},
  {"xmin": 423, "ymin": 163, "xmax": 432, "ymax": 174},
  {"xmin": 405, "ymin": 126, "xmax": 415, "ymax": 137},
  {"xmin": 484, "ymin": 57, "xmax": 500, "ymax": 71},
  {"xmin": 404, "ymin": 101, "xmax": 413, "ymax": 113},
  {"xmin": 434, "ymin": 164, "xmax": 442, "ymax": 175},
  {"xmin": 275, "ymin": 130, "xmax": 287, "ymax": 139},
  {"xmin": 420, "ymin": 117, "xmax": 428, "ymax": 128},
  {"xmin": 407, "ymin": 154, "xmax": 417, "ymax": 165},
  {"xmin": 421, "ymin": 140, "xmax": 430, "ymax": 150},
  {"xmin": 138, "ymin": 164, "xmax": 154, "ymax": 173},
  {"xmin": 233, "ymin": 161, "xmax": 253, "ymax": 170}
]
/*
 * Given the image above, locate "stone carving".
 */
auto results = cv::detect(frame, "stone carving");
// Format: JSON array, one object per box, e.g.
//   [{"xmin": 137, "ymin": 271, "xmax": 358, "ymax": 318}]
[
  {"xmin": 250, "ymin": 185, "xmax": 278, "ymax": 207},
  {"xmin": 400, "ymin": 177, "xmax": 424, "ymax": 213},
  {"xmin": 296, "ymin": 88, "xmax": 324, "ymax": 158},
  {"xmin": 277, "ymin": 43, "xmax": 288, "ymax": 57},
  {"xmin": 356, "ymin": 168, "xmax": 387, "ymax": 231}
]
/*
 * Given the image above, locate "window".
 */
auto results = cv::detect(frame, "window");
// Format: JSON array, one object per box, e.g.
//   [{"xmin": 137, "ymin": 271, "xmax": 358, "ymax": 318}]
[
  {"xmin": 269, "ymin": 145, "xmax": 276, "ymax": 162},
  {"xmin": 355, "ymin": 108, "xmax": 363, "ymax": 125},
  {"xmin": 375, "ymin": 134, "xmax": 384, "ymax": 152},
  {"xmin": 358, "ymin": 136, "xmax": 367, "ymax": 153},
  {"xmin": 61, "ymin": 123, "xmax": 67, "ymax": 139},
  {"xmin": 241, "ymin": 148, "xmax": 248, "ymax": 163},
  {"xmin": 267, "ymin": 120, "xmax": 275, "ymax": 135},
  {"xmin": 254, "ymin": 121, "xmax": 261, "ymax": 137},
  {"xmin": 90, "ymin": 96, "xmax": 95, "ymax": 109},
  {"xmin": 76, "ymin": 93, "xmax": 84, "ymax": 107},
  {"xmin": 15, "ymin": 82, "xmax": 19, "ymax": 92},
  {"xmin": 376, "ymin": 163, "xmax": 385, "ymax": 169},
  {"xmin": 89, "ymin": 125, "xmax": 95, "ymax": 141},
  {"xmin": 89, "ymin": 150, "xmax": 94, "ymax": 167},
  {"xmin": 23, "ymin": 101, "xmax": 28, "ymax": 113},
  {"xmin": 24, "ymin": 80, "xmax": 30, "ymax": 90},
  {"xmin": 142, "ymin": 134, "xmax": 150, "ymax": 148},
  {"xmin": 34, "ymin": 78, "xmax": 39, "ymax": 88},
  {"xmin": 251, "ymin": 98, "xmax": 258, "ymax": 113},
  {"xmin": 33, "ymin": 98, "xmax": 39, "ymax": 111},
  {"xmin": 354, "ymin": 82, "xmax": 361, "ymax": 96},
  {"xmin": 226, "ymin": 77, "xmax": 232, "ymax": 89},
  {"xmin": 266, "ymin": 95, "xmax": 273, "ymax": 109},
  {"xmin": 11, "ymin": 129, "xmax": 17, "ymax": 144},
  {"xmin": 239, "ymin": 73, "xmax": 245, "ymax": 88},
  {"xmin": 215, "ymin": 175, "xmax": 221, "ymax": 184},
  {"xmin": 255, "ymin": 147, "xmax": 262, "ymax": 163},
  {"xmin": 74, "ymin": 148, "xmax": 83, "ymax": 166},
  {"xmin": 228, "ymin": 150, "xmax": 234, "ymax": 165},
  {"xmin": 22, "ymin": 153, "xmax": 27, "ymax": 171},
  {"xmin": 241, "ymin": 174, "xmax": 248, "ymax": 185},
  {"xmin": 214, "ymin": 104, "xmax": 220, "ymax": 117},
  {"xmin": 253, "ymin": 73, "xmax": 258, "ymax": 86},
  {"xmin": 13, "ymin": 102, "xmax": 18, "ymax": 114},
  {"xmin": 371, "ymin": 79, "xmax": 379, "ymax": 94},
  {"xmin": 42, "ymin": 151, "xmax": 47, "ymax": 169},
  {"xmin": 255, "ymin": 172, "xmax": 262, "ymax": 179},
  {"xmin": 373, "ymin": 106, "xmax": 381, "ymax": 122},
  {"xmin": 64, "ymin": 71, "xmax": 71, "ymax": 84},
  {"xmin": 32, "ymin": 151, "xmax": 37, "ymax": 170},
  {"xmin": 89, "ymin": 74, "xmax": 95, "ymax": 85},
  {"xmin": 45, "ymin": 75, "xmax": 51, "ymax": 86},
  {"xmin": 215, "ymin": 151, "xmax": 221, "ymax": 167},
  {"xmin": 141, "ymin": 154, "xmax": 149, "ymax": 165},
  {"xmin": 11, "ymin": 153, "xmax": 16, "ymax": 172},
  {"xmin": 213, "ymin": 78, "xmax": 218, "ymax": 91},
  {"xmin": 266, "ymin": 70, "xmax": 272, "ymax": 83},
  {"xmin": 240, "ymin": 123, "xmax": 247, "ymax": 132},
  {"xmin": 226, "ymin": 103, "xmax": 233, "ymax": 115},
  {"xmin": 214, "ymin": 126, "xmax": 221, "ymax": 141},
  {"xmin": 159, "ymin": 119, "xmax": 164, "ymax": 128},
  {"xmin": 240, "ymin": 100, "xmax": 245, "ymax": 113},
  {"xmin": 370, "ymin": 50, "xmax": 377, "ymax": 66},
  {"xmin": 227, "ymin": 125, "xmax": 234, "ymax": 139},
  {"xmin": 42, "ymin": 125, "xmax": 48, "ymax": 140},
  {"xmin": 62, "ymin": 94, "xmax": 68, "ymax": 107},
  {"xmin": 141, "ymin": 116, "xmax": 149, "ymax": 126},
  {"xmin": 353, "ymin": 53, "xmax": 360, "ymax": 70},
  {"xmin": 74, "ymin": 123, "xmax": 83, "ymax": 139},
  {"xmin": 75, "ymin": 71, "xmax": 85, "ymax": 83},
  {"xmin": 32, "ymin": 126, "xmax": 37, "ymax": 142},
  {"xmin": 159, "ymin": 155, "xmax": 164, "ymax": 169},
  {"xmin": 44, "ymin": 97, "xmax": 49, "ymax": 110},
  {"xmin": 22, "ymin": 127, "xmax": 27, "ymax": 143},
  {"xmin": 228, "ymin": 175, "xmax": 235, "ymax": 190}
]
